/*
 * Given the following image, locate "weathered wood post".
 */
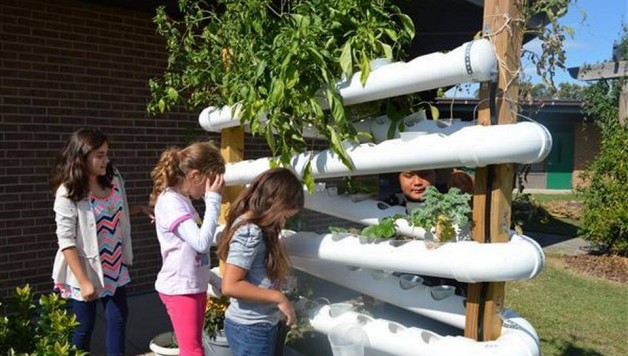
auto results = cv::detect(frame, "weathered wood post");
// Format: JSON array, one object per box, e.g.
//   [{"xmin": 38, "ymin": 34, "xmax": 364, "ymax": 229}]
[
  {"xmin": 218, "ymin": 127, "xmax": 244, "ymax": 275},
  {"xmin": 464, "ymin": 0, "xmax": 523, "ymax": 341}
]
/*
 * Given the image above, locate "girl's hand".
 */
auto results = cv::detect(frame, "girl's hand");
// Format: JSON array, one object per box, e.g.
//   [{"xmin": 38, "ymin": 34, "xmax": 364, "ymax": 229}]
[
  {"xmin": 277, "ymin": 294, "xmax": 296, "ymax": 326},
  {"xmin": 79, "ymin": 280, "xmax": 97, "ymax": 302},
  {"xmin": 206, "ymin": 173, "xmax": 225, "ymax": 195}
]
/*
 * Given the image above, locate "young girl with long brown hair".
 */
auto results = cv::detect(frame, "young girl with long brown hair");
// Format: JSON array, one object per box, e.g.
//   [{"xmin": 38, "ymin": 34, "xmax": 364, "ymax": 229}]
[
  {"xmin": 217, "ymin": 168, "xmax": 304, "ymax": 356},
  {"xmin": 50, "ymin": 127, "xmax": 153, "ymax": 355}
]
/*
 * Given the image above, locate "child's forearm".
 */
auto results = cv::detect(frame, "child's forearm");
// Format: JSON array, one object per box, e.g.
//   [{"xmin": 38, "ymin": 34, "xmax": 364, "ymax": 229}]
[
  {"xmin": 61, "ymin": 247, "xmax": 91, "ymax": 284},
  {"xmin": 222, "ymin": 279, "xmax": 286, "ymax": 305}
]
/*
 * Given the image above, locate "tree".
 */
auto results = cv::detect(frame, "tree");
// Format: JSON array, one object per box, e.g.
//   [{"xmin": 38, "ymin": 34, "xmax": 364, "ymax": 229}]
[{"xmin": 577, "ymin": 25, "xmax": 628, "ymax": 255}]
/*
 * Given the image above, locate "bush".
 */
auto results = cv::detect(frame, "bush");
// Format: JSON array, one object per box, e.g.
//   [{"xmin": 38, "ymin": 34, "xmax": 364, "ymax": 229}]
[
  {"xmin": 577, "ymin": 79, "xmax": 628, "ymax": 255},
  {"xmin": 0, "ymin": 285, "xmax": 86, "ymax": 356}
]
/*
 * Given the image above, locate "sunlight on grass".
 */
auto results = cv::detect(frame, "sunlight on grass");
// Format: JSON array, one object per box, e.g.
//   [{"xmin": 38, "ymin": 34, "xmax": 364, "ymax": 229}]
[{"xmin": 507, "ymin": 256, "xmax": 628, "ymax": 356}]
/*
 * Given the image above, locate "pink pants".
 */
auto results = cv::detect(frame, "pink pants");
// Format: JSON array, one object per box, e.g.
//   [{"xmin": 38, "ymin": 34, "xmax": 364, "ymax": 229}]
[{"xmin": 159, "ymin": 292, "xmax": 207, "ymax": 356}]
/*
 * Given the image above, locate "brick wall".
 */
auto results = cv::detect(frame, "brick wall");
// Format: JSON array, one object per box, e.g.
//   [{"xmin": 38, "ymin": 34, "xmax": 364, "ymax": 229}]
[
  {"xmin": 0, "ymin": 0, "xmax": 214, "ymax": 297},
  {"xmin": 572, "ymin": 121, "xmax": 601, "ymax": 188},
  {"xmin": 0, "ymin": 0, "xmax": 355, "ymax": 298}
]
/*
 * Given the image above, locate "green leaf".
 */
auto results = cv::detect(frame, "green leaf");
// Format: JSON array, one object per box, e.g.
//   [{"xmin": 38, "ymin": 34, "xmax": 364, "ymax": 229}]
[
  {"xmin": 360, "ymin": 51, "xmax": 371, "ymax": 87},
  {"xmin": 429, "ymin": 104, "xmax": 440, "ymax": 120},
  {"xmin": 158, "ymin": 99, "xmax": 165, "ymax": 113},
  {"xmin": 380, "ymin": 42, "xmax": 393, "ymax": 59},
  {"xmin": 397, "ymin": 14, "xmax": 415, "ymax": 39},
  {"xmin": 166, "ymin": 87, "xmax": 178, "ymax": 101},
  {"xmin": 327, "ymin": 125, "xmax": 353, "ymax": 169},
  {"xmin": 302, "ymin": 160, "xmax": 314, "ymax": 192},
  {"xmin": 339, "ymin": 42, "xmax": 353, "ymax": 78}
]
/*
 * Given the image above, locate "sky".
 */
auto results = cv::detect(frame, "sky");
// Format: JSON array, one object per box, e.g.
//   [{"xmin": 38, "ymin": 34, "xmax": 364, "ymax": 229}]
[
  {"xmin": 447, "ymin": 0, "xmax": 627, "ymax": 97},
  {"xmin": 524, "ymin": 0, "xmax": 627, "ymax": 84}
]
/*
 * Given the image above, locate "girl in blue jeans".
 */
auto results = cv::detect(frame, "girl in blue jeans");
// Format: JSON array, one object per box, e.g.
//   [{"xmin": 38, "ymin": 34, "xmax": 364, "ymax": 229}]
[
  {"xmin": 217, "ymin": 168, "xmax": 304, "ymax": 356},
  {"xmin": 50, "ymin": 128, "xmax": 153, "ymax": 355}
]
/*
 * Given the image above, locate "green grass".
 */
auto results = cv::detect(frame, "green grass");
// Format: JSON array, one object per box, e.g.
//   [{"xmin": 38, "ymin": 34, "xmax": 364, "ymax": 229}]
[
  {"xmin": 532, "ymin": 193, "xmax": 581, "ymax": 203},
  {"xmin": 507, "ymin": 256, "xmax": 628, "ymax": 356}
]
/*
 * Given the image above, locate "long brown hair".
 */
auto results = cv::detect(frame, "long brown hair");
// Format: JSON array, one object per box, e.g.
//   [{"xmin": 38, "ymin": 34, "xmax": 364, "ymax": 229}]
[
  {"xmin": 50, "ymin": 127, "xmax": 113, "ymax": 201},
  {"xmin": 217, "ymin": 168, "xmax": 304, "ymax": 282},
  {"xmin": 149, "ymin": 141, "xmax": 225, "ymax": 205}
]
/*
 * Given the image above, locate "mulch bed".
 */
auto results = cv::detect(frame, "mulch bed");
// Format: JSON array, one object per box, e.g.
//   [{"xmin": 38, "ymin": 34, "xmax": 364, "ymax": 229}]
[{"xmin": 562, "ymin": 254, "xmax": 628, "ymax": 284}]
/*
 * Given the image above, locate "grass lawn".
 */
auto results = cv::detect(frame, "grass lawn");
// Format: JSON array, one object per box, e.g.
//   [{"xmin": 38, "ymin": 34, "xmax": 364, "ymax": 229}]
[{"xmin": 507, "ymin": 256, "xmax": 628, "ymax": 356}]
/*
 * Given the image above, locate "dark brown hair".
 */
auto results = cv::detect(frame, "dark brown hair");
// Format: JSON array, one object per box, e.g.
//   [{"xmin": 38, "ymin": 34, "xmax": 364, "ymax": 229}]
[
  {"xmin": 217, "ymin": 168, "xmax": 304, "ymax": 281},
  {"xmin": 149, "ymin": 141, "xmax": 225, "ymax": 205},
  {"xmin": 50, "ymin": 127, "xmax": 113, "ymax": 201}
]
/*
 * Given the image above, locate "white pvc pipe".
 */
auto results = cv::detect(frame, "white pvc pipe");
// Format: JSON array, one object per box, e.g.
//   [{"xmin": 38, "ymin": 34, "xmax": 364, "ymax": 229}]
[
  {"xmin": 198, "ymin": 39, "xmax": 496, "ymax": 132},
  {"xmin": 305, "ymin": 186, "xmax": 429, "ymax": 239},
  {"xmin": 200, "ymin": 107, "xmax": 472, "ymax": 143},
  {"xmin": 224, "ymin": 121, "xmax": 552, "ymax": 185},
  {"xmin": 292, "ymin": 257, "xmax": 467, "ymax": 327},
  {"xmin": 336, "ymin": 39, "xmax": 496, "ymax": 106},
  {"xmin": 283, "ymin": 232, "xmax": 544, "ymax": 282},
  {"xmin": 305, "ymin": 303, "xmax": 539, "ymax": 356}
]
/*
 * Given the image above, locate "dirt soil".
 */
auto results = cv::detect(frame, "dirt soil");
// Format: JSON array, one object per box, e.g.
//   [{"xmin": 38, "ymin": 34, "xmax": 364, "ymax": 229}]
[{"xmin": 562, "ymin": 254, "xmax": 628, "ymax": 284}]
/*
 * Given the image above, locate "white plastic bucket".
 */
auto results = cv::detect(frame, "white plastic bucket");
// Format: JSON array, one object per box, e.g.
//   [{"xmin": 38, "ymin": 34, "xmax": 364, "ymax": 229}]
[{"xmin": 327, "ymin": 323, "xmax": 366, "ymax": 356}]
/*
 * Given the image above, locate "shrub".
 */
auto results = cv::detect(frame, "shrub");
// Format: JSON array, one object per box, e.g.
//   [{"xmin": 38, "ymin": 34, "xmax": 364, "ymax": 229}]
[
  {"xmin": 0, "ymin": 285, "xmax": 86, "ymax": 356},
  {"xmin": 577, "ymin": 78, "xmax": 628, "ymax": 255}
]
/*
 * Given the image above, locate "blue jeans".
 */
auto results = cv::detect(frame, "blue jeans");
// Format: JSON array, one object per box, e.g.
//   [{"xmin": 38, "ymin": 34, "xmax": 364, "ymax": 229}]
[
  {"xmin": 72, "ymin": 286, "xmax": 128, "ymax": 356},
  {"xmin": 224, "ymin": 317, "xmax": 279, "ymax": 356}
]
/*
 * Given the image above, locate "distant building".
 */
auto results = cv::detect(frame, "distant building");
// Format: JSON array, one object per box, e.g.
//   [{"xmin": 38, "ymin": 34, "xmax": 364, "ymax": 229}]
[{"xmin": 434, "ymin": 98, "xmax": 599, "ymax": 190}]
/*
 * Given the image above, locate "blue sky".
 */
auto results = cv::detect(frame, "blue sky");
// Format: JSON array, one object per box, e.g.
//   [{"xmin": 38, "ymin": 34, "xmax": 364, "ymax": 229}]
[
  {"xmin": 447, "ymin": 0, "xmax": 626, "ymax": 97},
  {"xmin": 524, "ymin": 0, "xmax": 627, "ymax": 84}
]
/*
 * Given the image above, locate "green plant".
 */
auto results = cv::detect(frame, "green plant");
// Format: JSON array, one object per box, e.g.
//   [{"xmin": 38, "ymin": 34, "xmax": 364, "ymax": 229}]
[
  {"xmin": 576, "ymin": 26, "xmax": 628, "ymax": 254},
  {"xmin": 0, "ymin": 284, "xmax": 86, "ymax": 356},
  {"xmin": 148, "ymin": 0, "xmax": 414, "ymax": 189},
  {"xmin": 407, "ymin": 186, "xmax": 472, "ymax": 242},
  {"xmin": 337, "ymin": 177, "xmax": 378, "ymax": 195},
  {"xmin": 204, "ymin": 296, "xmax": 229, "ymax": 338},
  {"xmin": 359, "ymin": 216, "xmax": 401, "ymax": 240}
]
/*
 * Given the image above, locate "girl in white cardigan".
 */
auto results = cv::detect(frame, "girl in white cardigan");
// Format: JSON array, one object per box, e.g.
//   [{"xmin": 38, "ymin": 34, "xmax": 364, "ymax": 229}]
[{"xmin": 50, "ymin": 127, "xmax": 152, "ymax": 355}]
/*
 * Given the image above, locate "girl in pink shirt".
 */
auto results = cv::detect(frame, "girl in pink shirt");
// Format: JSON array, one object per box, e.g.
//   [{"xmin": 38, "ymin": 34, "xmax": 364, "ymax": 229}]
[{"xmin": 150, "ymin": 142, "xmax": 225, "ymax": 356}]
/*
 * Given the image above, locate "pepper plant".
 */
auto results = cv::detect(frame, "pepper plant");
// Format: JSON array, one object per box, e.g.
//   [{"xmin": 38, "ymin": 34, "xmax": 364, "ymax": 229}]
[{"xmin": 148, "ymin": 0, "xmax": 414, "ymax": 186}]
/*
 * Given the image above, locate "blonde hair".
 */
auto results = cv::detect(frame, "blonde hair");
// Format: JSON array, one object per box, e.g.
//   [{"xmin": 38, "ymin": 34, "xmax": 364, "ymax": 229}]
[{"xmin": 150, "ymin": 141, "xmax": 225, "ymax": 205}]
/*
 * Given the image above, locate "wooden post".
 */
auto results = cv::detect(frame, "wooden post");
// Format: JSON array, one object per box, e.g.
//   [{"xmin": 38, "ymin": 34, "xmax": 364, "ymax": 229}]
[
  {"xmin": 620, "ymin": 81, "xmax": 627, "ymax": 127},
  {"xmin": 218, "ymin": 127, "xmax": 244, "ymax": 275},
  {"xmin": 219, "ymin": 127, "xmax": 245, "ymax": 224},
  {"xmin": 464, "ymin": 0, "xmax": 523, "ymax": 341}
]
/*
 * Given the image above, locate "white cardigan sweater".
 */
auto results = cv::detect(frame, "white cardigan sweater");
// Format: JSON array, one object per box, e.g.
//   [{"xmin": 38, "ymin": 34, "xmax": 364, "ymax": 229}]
[{"xmin": 51, "ymin": 171, "xmax": 133, "ymax": 289}]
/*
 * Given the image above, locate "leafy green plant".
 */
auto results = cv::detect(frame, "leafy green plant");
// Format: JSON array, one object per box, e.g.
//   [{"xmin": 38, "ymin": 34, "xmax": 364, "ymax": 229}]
[
  {"xmin": 337, "ymin": 177, "xmax": 378, "ymax": 195},
  {"xmin": 204, "ymin": 296, "xmax": 229, "ymax": 338},
  {"xmin": 407, "ymin": 186, "xmax": 472, "ymax": 242},
  {"xmin": 148, "ymin": 0, "xmax": 414, "ymax": 188},
  {"xmin": 0, "ymin": 285, "xmax": 86, "ymax": 356},
  {"xmin": 577, "ymin": 26, "xmax": 628, "ymax": 255}
]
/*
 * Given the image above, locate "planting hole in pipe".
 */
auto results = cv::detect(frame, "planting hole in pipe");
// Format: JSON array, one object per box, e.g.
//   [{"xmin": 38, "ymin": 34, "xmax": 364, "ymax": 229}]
[
  {"xmin": 387, "ymin": 322, "xmax": 406, "ymax": 334},
  {"xmin": 330, "ymin": 303, "xmax": 355, "ymax": 317},
  {"xmin": 399, "ymin": 274, "xmax": 424, "ymax": 290},
  {"xmin": 420, "ymin": 331, "xmax": 440, "ymax": 344},
  {"xmin": 430, "ymin": 285, "xmax": 455, "ymax": 301},
  {"xmin": 357, "ymin": 314, "xmax": 373, "ymax": 325}
]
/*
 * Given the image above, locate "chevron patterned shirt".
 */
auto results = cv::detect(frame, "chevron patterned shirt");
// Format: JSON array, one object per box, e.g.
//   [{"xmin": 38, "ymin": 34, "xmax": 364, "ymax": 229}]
[{"xmin": 55, "ymin": 184, "xmax": 130, "ymax": 300}]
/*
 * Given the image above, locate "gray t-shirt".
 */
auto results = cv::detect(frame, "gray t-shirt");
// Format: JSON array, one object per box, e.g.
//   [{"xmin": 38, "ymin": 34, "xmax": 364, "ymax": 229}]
[{"xmin": 224, "ymin": 220, "xmax": 280, "ymax": 325}]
